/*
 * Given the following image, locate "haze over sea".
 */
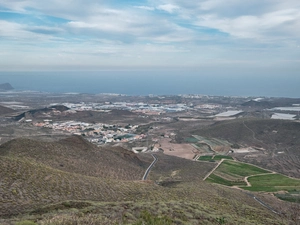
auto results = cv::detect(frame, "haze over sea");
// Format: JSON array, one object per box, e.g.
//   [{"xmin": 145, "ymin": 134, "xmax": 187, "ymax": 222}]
[{"xmin": 1, "ymin": 71, "xmax": 299, "ymax": 98}]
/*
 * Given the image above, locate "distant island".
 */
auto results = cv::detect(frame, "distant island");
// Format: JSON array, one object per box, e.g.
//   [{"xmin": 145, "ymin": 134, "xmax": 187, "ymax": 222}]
[{"xmin": 0, "ymin": 83, "xmax": 14, "ymax": 91}]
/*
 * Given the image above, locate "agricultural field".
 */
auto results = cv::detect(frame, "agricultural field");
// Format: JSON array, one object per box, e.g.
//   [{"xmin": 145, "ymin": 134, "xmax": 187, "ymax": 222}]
[
  {"xmin": 185, "ymin": 137, "xmax": 198, "ymax": 143},
  {"xmin": 184, "ymin": 135, "xmax": 231, "ymax": 155},
  {"xmin": 198, "ymin": 155, "xmax": 214, "ymax": 161},
  {"xmin": 214, "ymin": 160, "xmax": 270, "ymax": 178},
  {"xmin": 192, "ymin": 135, "xmax": 232, "ymax": 151},
  {"xmin": 192, "ymin": 143, "xmax": 213, "ymax": 154},
  {"xmin": 192, "ymin": 118, "xmax": 300, "ymax": 179},
  {"xmin": 213, "ymin": 155, "xmax": 234, "ymax": 160},
  {"xmin": 207, "ymin": 160, "xmax": 300, "ymax": 202},
  {"xmin": 243, "ymin": 174, "xmax": 300, "ymax": 202},
  {"xmin": 159, "ymin": 138, "xmax": 199, "ymax": 160},
  {"xmin": 198, "ymin": 155, "xmax": 233, "ymax": 161}
]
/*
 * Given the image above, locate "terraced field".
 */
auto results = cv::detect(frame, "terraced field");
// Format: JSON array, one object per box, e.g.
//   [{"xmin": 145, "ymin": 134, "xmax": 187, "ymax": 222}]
[
  {"xmin": 206, "ymin": 160, "xmax": 300, "ymax": 202},
  {"xmin": 192, "ymin": 135, "xmax": 231, "ymax": 153},
  {"xmin": 192, "ymin": 118, "xmax": 300, "ymax": 178},
  {"xmin": 244, "ymin": 174, "xmax": 300, "ymax": 192},
  {"xmin": 213, "ymin": 155, "xmax": 234, "ymax": 160}
]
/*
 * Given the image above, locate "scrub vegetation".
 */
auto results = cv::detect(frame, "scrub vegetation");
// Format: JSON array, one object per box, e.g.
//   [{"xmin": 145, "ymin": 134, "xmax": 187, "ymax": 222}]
[{"xmin": 0, "ymin": 136, "xmax": 294, "ymax": 224}]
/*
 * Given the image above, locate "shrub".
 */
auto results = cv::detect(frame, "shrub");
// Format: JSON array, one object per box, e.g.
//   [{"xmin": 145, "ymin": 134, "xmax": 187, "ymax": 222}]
[{"xmin": 133, "ymin": 210, "xmax": 173, "ymax": 225}]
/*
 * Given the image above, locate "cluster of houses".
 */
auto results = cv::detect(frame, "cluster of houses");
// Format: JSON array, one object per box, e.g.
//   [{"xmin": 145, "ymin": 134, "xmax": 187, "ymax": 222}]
[
  {"xmin": 58, "ymin": 102, "xmax": 189, "ymax": 114},
  {"xmin": 34, "ymin": 120, "xmax": 146, "ymax": 144}
]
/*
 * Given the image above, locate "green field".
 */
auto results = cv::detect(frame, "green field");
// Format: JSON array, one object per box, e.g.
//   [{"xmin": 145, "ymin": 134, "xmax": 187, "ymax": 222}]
[
  {"xmin": 198, "ymin": 155, "xmax": 214, "ymax": 161},
  {"xmin": 213, "ymin": 155, "xmax": 233, "ymax": 160},
  {"xmin": 207, "ymin": 174, "xmax": 246, "ymax": 186},
  {"xmin": 275, "ymin": 189, "xmax": 300, "ymax": 202},
  {"xmin": 185, "ymin": 137, "xmax": 198, "ymax": 143},
  {"xmin": 216, "ymin": 160, "xmax": 269, "ymax": 178},
  {"xmin": 207, "ymin": 160, "xmax": 300, "ymax": 202},
  {"xmin": 242, "ymin": 174, "xmax": 300, "ymax": 192}
]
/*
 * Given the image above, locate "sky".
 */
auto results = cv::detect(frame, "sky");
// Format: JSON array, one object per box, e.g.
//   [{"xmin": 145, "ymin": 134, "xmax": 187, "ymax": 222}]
[{"xmin": 0, "ymin": 0, "xmax": 300, "ymax": 72}]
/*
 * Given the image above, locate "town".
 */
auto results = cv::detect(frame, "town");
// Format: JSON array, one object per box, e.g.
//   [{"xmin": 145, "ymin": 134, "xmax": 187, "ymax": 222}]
[{"xmin": 34, "ymin": 120, "xmax": 145, "ymax": 144}]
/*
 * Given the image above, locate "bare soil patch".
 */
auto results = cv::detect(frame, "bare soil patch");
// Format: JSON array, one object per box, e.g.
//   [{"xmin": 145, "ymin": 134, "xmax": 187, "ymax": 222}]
[{"xmin": 159, "ymin": 138, "xmax": 198, "ymax": 160}]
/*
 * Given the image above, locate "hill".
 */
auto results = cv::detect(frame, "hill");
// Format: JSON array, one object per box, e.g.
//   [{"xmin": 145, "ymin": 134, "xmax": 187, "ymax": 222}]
[
  {"xmin": 0, "ymin": 83, "xmax": 13, "ymax": 91},
  {"xmin": 14, "ymin": 107, "xmax": 150, "ymax": 124},
  {"xmin": 14, "ymin": 105, "xmax": 69, "ymax": 121},
  {"xmin": 0, "ymin": 105, "xmax": 15, "ymax": 115},
  {"xmin": 191, "ymin": 118, "xmax": 300, "ymax": 178},
  {"xmin": 241, "ymin": 100, "xmax": 274, "ymax": 108},
  {"xmin": 241, "ymin": 98, "xmax": 300, "ymax": 108},
  {"xmin": 0, "ymin": 135, "xmax": 147, "ymax": 180},
  {"xmin": 0, "ymin": 136, "xmax": 297, "ymax": 224}
]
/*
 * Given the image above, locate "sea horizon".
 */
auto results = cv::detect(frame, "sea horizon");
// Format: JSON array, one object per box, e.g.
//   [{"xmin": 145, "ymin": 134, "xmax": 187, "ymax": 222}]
[{"xmin": 1, "ymin": 71, "xmax": 300, "ymax": 98}]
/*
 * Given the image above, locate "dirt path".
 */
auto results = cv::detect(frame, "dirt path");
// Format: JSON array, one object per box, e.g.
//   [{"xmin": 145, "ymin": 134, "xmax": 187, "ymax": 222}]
[
  {"xmin": 242, "ymin": 120, "xmax": 263, "ymax": 143},
  {"xmin": 203, "ymin": 159, "xmax": 224, "ymax": 181},
  {"xmin": 244, "ymin": 176, "xmax": 251, "ymax": 186}
]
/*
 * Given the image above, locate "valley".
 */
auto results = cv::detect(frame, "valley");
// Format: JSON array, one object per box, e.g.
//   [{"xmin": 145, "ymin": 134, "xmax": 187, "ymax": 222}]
[{"xmin": 0, "ymin": 91, "xmax": 299, "ymax": 224}]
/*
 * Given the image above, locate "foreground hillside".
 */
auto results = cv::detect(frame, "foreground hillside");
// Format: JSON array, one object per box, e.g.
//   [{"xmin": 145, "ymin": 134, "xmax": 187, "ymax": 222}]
[
  {"xmin": 0, "ymin": 136, "xmax": 147, "ymax": 180},
  {"xmin": 0, "ymin": 136, "xmax": 297, "ymax": 224},
  {"xmin": 191, "ymin": 118, "xmax": 300, "ymax": 178}
]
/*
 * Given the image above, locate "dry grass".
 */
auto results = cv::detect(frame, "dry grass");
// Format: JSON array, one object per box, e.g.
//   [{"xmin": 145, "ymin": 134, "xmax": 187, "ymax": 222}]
[
  {"xmin": 0, "ymin": 155, "xmax": 151, "ymax": 217},
  {"xmin": 0, "ymin": 136, "xmax": 147, "ymax": 180},
  {"xmin": 0, "ymin": 136, "xmax": 296, "ymax": 224}
]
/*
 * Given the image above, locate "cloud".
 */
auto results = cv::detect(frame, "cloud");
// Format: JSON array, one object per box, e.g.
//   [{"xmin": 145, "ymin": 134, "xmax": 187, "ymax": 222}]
[
  {"xmin": 0, "ymin": 0, "xmax": 300, "ymax": 70},
  {"xmin": 26, "ymin": 26, "xmax": 63, "ymax": 35},
  {"xmin": 157, "ymin": 4, "xmax": 179, "ymax": 13},
  {"xmin": 195, "ymin": 8, "xmax": 300, "ymax": 40},
  {"xmin": 135, "ymin": 6, "xmax": 155, "ymax": 11},
  {"xmin": 143, "ymin": 43, "xmax": 189, "ymax": 53}
]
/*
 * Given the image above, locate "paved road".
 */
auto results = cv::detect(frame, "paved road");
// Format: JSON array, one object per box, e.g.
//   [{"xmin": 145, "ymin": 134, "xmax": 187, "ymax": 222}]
[
  {"xmin": 245, "ymin": 192, "xmax": 279, "ymax": 214},
  {"xmin": 142, "ymin": 154, "xmax": 158, "ymax": 180}
]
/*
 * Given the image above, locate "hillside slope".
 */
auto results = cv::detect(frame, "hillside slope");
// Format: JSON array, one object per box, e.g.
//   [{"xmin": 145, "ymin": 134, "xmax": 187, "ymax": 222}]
[
  {"xmin": 0, "ymin": 136, "xmax": 147, "ymax": 180},
  {"xmin": 0, "ymin": 155, "xmax": 288, "ymax": 224},
  {"xmin": 193, "ymin": 118, "xmax": 300, "ymax": 147},
  {"xmin": 192, "ymin": 118, "xmax": 300, "ymax": 178},
  {"xmin": 0, "ymin": 156, "xmax": 149, "ymax": 217},
  {"xmin": 0, "ymin": 105, "xmax": 15, "ymax": 115},
  {"xmin": 0, "ymin": 136, "xmax": 295, "ymax": 224}
]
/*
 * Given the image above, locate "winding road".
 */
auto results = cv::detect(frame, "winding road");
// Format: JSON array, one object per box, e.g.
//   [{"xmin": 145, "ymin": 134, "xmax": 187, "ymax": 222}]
[
  {"xmin": 245, "ymin": 192, "xmax": 279, "ymax": 214},
  {"xmin": 142, "ymin": 154, "xmax": 158, "ymax": 180}
]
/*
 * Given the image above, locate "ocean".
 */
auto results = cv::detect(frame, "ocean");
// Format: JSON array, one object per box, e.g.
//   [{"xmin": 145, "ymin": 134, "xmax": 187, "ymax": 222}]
[{"xmin": 0, "ymin": 71, "xmax": 299, "ymax": 98}]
